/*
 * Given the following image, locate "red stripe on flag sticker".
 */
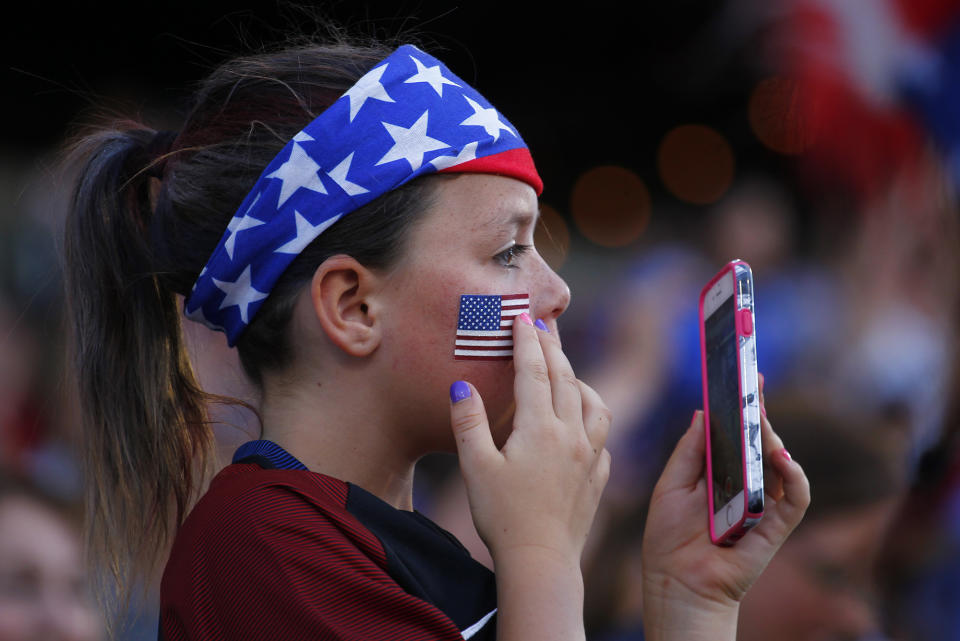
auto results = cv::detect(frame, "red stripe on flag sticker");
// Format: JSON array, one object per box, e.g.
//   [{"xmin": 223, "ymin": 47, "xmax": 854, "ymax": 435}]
[
  {"xmin": 455, "ymin": 293, "xmax": 529, "ymax": 360},
  {"xmin": 454, "ymin": 352, "xmax": 513, "ymax": 361}
]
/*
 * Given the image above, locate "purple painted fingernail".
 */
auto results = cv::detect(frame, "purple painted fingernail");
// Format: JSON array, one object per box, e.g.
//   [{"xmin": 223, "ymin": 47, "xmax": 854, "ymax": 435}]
[
  {"xmin": 450, "ymin": 380, "xmax": 471, "ymax": 403},
  {"xmin": 534, "ymin": 318, "xmax": 549, "ymax": 332}
]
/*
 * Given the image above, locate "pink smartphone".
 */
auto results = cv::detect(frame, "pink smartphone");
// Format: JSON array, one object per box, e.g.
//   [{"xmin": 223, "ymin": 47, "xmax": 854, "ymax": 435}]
[{"xmin": 699, "ymin": 260, "xmax": 764, "ymax": 545}]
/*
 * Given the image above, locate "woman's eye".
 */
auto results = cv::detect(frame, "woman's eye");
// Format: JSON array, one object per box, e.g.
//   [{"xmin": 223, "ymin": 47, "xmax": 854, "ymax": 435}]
[{"xmin": 494, "ymin": 243, "xmax": 531, "ymax": 268}]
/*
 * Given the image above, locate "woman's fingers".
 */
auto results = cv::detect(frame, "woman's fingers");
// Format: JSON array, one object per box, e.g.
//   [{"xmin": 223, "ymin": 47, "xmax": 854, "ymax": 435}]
[
  {"xmin": 454, "ymin": 314, "xmax": 610, "ymax": 564},
  {"xmin": 578, "ymin": 380, "xmax": 611, "ymax": 454},
  {"xmin": 769, "ymin": 446, "xmax": 810, "ymax": 526},
  {"xmin": 512, "ymin": 313, "xmax": 588, "ymax": 436},
  {"xmin": 449, "ymin": 381, "xmax": 499, "ymax": 472},
  {"xmin": 759, "ymin": 395, "xmax": 786, "ymax": 501},
  {"xmin": 746, "ymin": 379, "xmax": 810, "ymax": 547},
  {"xmin": 538, "ymin": 323, "xmax": 584, "ymax": 426},
  {"xmin": 748, "ymin": 441, "xmax": 810, "ymax": 549},
  {"xmin": 511, "ymin": 312, "xmax": 555, "ymax": 430}
]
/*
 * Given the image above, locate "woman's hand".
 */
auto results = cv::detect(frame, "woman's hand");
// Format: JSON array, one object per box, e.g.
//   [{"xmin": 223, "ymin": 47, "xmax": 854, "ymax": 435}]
[
  {"xmin": 448, "ymin": 312, "xmax": 611, "ymax": 641},
  {"xmin": 640, "ymin": 378, "xmax": 810, "ymax": 641}
]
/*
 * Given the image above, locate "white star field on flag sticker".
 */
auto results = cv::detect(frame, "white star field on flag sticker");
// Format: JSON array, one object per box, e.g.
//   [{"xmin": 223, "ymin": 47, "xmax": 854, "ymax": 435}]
[
  {"xmin": 344, "ymin": 63, "xmax": 395, "ymax": 122},
  {"xmin": 267, "ymin": 143, "xmax": 328, "ymax": 207},
  {"xmin": 404, "ymin": 56, "xmax": 461, "ymax": 96},
  {"xmin": 213, "ymin": 265, "xmax": 268, "ymax": 324},
  {"xmin": 377, "ymin": 111, "xmax": 450, "ymax": 171},
  {"xmin": 460, "ymin": 96, "xmax": 516, "ymax": 142},
  {"xmin": 275, "ymin": 211, "xmax": 343, "ymax": 255}
]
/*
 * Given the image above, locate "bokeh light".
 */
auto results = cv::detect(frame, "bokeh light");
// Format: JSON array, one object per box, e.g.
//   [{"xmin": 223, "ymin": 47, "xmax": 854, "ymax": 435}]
[
  {"xmin": 657, "ymin": 124, "xmax": 735, "ymax": 205},
  {"xmin": 570, "ymin": 165, "xmax": 651, "ymax": 248},
  {"xmin": 748, "ymin": 76, "xmax": 814, "ymax": 155},
  {"xmin": 534, "ymin": 203, "xmax": 571, "ymax": 270}
]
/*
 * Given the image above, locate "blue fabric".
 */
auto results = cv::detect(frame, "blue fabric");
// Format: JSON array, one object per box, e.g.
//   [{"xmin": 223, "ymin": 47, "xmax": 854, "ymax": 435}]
[{"xmin": 232, "ymin": 439, "xmax": 308, "ymax": 471}]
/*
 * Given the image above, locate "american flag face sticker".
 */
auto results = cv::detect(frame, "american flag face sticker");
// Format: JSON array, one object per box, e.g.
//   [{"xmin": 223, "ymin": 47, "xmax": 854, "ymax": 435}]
[{"xmin": 455, "ymin": 294, "xmax": 529, "ymax": 360}]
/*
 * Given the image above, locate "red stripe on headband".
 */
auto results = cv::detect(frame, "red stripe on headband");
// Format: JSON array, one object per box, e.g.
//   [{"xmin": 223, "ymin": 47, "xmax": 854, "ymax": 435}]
[{"xmin": 437, "ymin": 148, "xmax": 543, "ymax": 195}]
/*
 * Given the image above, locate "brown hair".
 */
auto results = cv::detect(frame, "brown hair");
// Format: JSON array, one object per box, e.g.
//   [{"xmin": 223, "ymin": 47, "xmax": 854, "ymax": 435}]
[{"xmin": 62, "ymin": 39, "xmax": 438, "ymax": 608}]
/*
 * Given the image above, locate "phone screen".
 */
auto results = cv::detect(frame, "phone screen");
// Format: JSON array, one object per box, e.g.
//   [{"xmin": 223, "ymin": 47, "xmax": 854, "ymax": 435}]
[{"xmin": 704, "ymin": 294, "xmax": 743, "ymax": 511}]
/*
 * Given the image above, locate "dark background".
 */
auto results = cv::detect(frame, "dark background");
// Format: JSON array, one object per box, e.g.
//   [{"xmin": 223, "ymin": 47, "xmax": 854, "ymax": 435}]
[{"xmin": 4, "ymin": 1, "xmax": 793, "ymax": 212}]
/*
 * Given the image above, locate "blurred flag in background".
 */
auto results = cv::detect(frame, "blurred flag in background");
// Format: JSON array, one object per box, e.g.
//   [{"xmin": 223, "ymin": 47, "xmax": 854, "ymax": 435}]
[{"xmin": 778, "ymin": 0, "xmax": 960, "ymax": 198}]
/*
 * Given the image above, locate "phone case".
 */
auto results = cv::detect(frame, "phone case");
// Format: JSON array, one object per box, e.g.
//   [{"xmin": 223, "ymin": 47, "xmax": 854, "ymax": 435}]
[{"xmin": 699, "ymin": 260, "xmax": 764, "ymax": 545}]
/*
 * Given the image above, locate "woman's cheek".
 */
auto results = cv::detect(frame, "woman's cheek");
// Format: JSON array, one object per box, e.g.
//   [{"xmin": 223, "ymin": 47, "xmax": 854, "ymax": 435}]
[
  {"xmin": 400, "ymin": 273, "xmax": 523, "ymax": 442},
  {"xmin": 467, "ymin": 362, "xmax": 516, "ymax": 446}
]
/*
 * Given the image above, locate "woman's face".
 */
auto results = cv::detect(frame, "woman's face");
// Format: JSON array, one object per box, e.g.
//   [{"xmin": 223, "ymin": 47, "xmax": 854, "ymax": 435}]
[
  {"xmin": 737, "ymin": 499, "xmax": 899, "ymax": 641},
  {"xmin": 0, "ymin": 496, "xmax": 102, "ymax": 641},
  {"xmin": 375, "ymin": 174, "xmax": 570, "ymax": 450}
]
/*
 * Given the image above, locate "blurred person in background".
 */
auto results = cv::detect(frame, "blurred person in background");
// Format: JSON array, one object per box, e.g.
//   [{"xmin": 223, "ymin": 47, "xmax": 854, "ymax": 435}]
[
  {"xmin": 735, "ymin": 393, "xmax": 908, "ymax": 641},
  {"xmin": 583, "ymin": 389, "xmax": 908, "ymax": 641},
  {"xmin": 829, "ymin": 158, "xmax": 959, "ymax": 470},
  {"xmin": 0, "ymin": 473, "xmax": 102, "ymax": 641},
  {"xmin": 0, "ymin": 299, "xmax": 47, "ymax": 472},
  {"xmin": 877, "ymin": 341, "xmax": 960, "ymax": 641}
]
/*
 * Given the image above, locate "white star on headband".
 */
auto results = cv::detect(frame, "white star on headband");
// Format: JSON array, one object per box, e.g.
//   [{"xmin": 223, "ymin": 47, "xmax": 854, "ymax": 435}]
[
  {"xmin": 327, "ymin": 152, "xmax": 370, "ymax": 196},
  {"xmin": 344, "ymin": 63, "xmax": 395, "ymax": 122},
  {"xmin": 460, "ymin": 96, "xmax": 516, "ymax": 141},
  {"xmin": 224, "ymin": 194, "xmax": 266, "ymax": 260},
  {"xmin": 213, "ymin": 265, "xmax": 268, "ymax": 324},
  {"xmin": 404, "ymin": 56, "xmax": 461, "ymax": 97},
  {"xmin": 430, "ymin": 141, "xmax": 479, "ymax": 170},
  {"xmin": 377, "ymin": 111, "xmax": 450, "ymax": 171},
  {"xmin": 266, "ymin": 143, "xmax": 328, "ymax": 207},
  {"xmin": 275, "ymin": 211, "xmax": 343, "ymax": 255}
]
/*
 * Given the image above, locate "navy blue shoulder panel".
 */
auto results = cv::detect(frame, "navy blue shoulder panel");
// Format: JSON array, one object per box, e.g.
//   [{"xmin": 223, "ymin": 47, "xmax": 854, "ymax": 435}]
[{"xmin": 232, "ymin": 440, "xmax": 309, "ymax": 470}]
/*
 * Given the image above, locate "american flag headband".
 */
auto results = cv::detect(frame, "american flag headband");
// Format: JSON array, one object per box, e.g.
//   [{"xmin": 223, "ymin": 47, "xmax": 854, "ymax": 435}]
[{"xmin": 184, "ymin": 44, "xmax": 542, "ymax": 345}]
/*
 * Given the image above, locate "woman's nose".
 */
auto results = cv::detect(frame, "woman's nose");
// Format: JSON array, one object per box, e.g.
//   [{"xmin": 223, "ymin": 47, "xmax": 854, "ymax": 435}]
[{"xmin": 533, "ymin": 254, "xmax": 571, "ymax": 326}]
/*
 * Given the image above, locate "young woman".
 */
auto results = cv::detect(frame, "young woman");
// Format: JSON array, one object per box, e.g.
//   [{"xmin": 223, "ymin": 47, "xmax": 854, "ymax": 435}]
[{"xmin": 63, "ymin": 39, "xmax": 809, "ymax": 641}]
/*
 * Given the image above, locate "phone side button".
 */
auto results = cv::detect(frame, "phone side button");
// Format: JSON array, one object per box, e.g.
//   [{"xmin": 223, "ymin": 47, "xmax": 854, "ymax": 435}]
[{"xmin": 740, "ymin": 309, "xmax": 753, "ymax": 335}]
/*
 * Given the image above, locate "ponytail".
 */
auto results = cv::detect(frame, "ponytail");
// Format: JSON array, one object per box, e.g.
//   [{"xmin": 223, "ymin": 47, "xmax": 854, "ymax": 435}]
[
  {"xmin": 60, "ymin": 41, "xmax": 434, "ymax": 614},
  {"xmin": 63, "ymin": 124, "xmax": 213, "ymax": 604}
]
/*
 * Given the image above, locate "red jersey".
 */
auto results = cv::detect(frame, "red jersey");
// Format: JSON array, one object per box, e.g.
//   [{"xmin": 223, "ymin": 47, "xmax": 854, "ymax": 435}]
[{"xmin": 160, "ymin": 441, "xmax": 497, "ymax": 640}]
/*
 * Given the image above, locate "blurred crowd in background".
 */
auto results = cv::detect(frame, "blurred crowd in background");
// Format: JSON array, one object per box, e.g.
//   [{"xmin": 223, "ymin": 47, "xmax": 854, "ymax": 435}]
[{"xmin": 3, "ymin": 0, "xmax": 960, "ymax": 639}]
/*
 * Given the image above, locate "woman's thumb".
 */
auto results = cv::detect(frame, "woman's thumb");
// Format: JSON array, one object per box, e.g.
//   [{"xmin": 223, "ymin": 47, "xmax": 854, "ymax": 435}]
[
  {"xmin": 449, "ymin": 381, "xmax": 497, "ymax": 471},
  {"xmin": 656, "ymin": 410, "xmax": 707, "ymax": 491}
]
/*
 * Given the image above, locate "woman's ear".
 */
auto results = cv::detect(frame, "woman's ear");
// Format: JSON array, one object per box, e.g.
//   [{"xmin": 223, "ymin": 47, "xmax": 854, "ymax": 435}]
[{"xmin": 309, "ymin": 255, "xmax": 383, "ymax": 357}]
